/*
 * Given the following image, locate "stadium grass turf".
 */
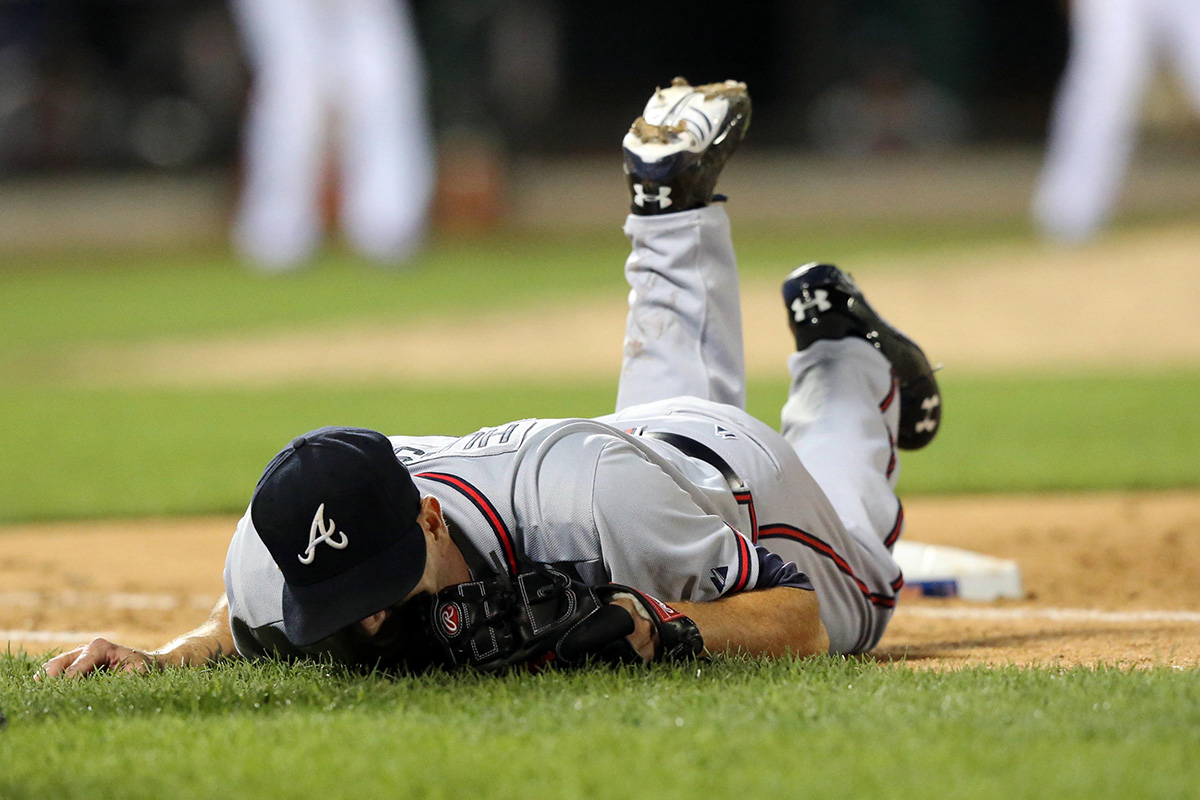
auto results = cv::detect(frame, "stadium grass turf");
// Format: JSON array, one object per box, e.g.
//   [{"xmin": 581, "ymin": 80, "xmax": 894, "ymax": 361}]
[
  {"xmin": 5, "ymin": 219, "xmax": 1196, "ymax": 522},
  {"xmin": 3, "ymin": 224, "xmax": 1199, "ymax": 797},
  {"xmin": 1, "ymin": 370, "xmax": 1199, "ymax": 522},
  {"xmin": 0, "ymin": 218, "xmax": 1024, "ymax": 351},
  {"xmin": 1, "ymin": 654, "xmax": 1197, "ymax": 799}
]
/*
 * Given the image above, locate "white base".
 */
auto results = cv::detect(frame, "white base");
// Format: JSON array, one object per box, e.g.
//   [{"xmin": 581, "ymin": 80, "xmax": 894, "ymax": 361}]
[{"xmin": 892, "ymin": 541, "xmax": 1024, "ymax": 601}]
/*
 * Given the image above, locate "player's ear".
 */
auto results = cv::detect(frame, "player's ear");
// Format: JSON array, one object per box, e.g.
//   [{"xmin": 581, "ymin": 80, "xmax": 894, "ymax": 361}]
[{"xmin": 417, "ymin": 495, "xmax": 447, "ymax": 538}]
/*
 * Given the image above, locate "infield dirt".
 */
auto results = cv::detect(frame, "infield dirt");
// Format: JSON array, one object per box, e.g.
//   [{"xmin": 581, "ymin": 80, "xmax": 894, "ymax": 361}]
[
  {"xmin": 3, "ymin": 490, "xmax": 1199, "ymax": 669},
  {"xmin": 5, "ymin": 222, "xmax": 1200, "ymax": 669}
]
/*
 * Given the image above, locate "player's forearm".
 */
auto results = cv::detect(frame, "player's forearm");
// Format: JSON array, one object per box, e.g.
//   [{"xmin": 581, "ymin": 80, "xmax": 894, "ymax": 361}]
[
  {"xmin": 150, "ymin": 595, "xmax": 238, "ymax": 668},
  {"xmin": 673, "ymin": 587, "xmax": 829, "ymax": 658}
]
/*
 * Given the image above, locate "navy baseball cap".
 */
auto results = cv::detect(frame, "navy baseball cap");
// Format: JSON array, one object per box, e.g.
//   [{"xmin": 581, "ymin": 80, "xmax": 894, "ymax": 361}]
[{"xmin": 249, "ymin": 426, "xmax": 427, "ymax": 647}]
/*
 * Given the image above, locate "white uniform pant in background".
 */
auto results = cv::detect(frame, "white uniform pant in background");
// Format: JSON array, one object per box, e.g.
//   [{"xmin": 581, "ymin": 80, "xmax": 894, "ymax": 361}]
[
  {"xmin": 616, "ymin": 206, "xmax": 905, "ymax": 653},
  {"xmin": 1033, "ymin": 0, "xmax": 1200, "ymax": 241},
  {"xmin": 230, "ymin": 0, "xmax": 435, "ymax": 268}
]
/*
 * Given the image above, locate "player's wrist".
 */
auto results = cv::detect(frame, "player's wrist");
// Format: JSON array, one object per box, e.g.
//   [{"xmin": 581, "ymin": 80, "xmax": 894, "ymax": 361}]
[
  {"xmin": 151, "ymin": 638, "xmax": 218, "ymax": 669},
  {"xmin": 147, "ymin": 647, "xmax": 181, "ymax": 670}
]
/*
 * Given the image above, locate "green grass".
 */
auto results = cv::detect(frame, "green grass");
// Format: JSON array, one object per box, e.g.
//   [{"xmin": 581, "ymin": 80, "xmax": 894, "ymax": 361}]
[
  {"xmin": 0, "ymin": 382, "xmax": 615, "ymax": 521},
  {"xmin": 2, "ymin": 370, "xmax": 1199, "ymax": 522},
  {"xmin": 2, "ymin": 217, "xmax": 1199, "ymax": 522},
  {"xmin": 0, "ymin": 236, "xmax": 625, "ymax": 351},
  {"xmin": 1, "ymin": 653, "xmax": 1197, "ymax": 799},
  {"xmin": 0, "ymin": 218, "xmax": 1025, "ymax": 353},
  {"xmin": 2, "ymin": 220, "xmax": 1199, "ymax": 797},
  {"xmin": 896, "ymin": 370, "xmax": 1200, "ymax": 494}
]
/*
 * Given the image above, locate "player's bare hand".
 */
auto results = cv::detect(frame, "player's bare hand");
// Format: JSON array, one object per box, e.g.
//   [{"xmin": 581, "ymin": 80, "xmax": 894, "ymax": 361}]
[
  {"xmin": 611, "ymin": 596, "xmax": 658, "ymax": 662},
  {"xmin": 37, "ymin": 638, "xmax": 157, "ymax": 680}
]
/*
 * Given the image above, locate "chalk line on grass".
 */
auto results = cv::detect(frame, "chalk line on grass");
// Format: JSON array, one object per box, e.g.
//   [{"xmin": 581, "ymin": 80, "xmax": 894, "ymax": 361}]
[
  {"xmin": 0, "ymin": 591, "xmax": 217, "ymax": 611},
  {"xmin": 901, "ymin": 606, "xmax": 1200, "ymax": 624},
  {"xmin": 5, "ymin": 596, "xmax": 1200, "ymax": 650},
  {"xmin": 3, "ymin": 630, "xmax": 116, "ymax": 644}
]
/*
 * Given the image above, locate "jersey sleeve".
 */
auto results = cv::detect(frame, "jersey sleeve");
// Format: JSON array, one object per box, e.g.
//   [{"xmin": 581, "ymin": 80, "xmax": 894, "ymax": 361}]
[
  {"xmin": 755, "ymin": 545, "xmax": 815, "ymax": 592},
  {"xmin": 223, "ymin": 507, "xmax": 304, "ymax": 660},
  {"xmin": 591, "ymin": 439, "xmax": 802, "ymax": 602}
]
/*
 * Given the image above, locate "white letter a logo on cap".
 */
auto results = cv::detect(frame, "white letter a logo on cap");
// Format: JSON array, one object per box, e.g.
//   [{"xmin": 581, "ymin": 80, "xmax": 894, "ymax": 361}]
[{"xmin": 298, "ymin": 502, "xmax": 350, "ymax": 564}]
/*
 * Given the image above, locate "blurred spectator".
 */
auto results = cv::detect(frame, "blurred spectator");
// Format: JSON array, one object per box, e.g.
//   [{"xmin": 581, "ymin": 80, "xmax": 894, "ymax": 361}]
[
  {"xmin": 230, "ymin": 0, "xmax": 434, "ymax": 270},
  {"xmin": 1032, "ymin": 0, "xmax": 1200, "ymax": 242},
  {"xmin": 0, "ymin": 2, "xmax": 242, "ymax": 173},
  {"xmin": 808, "ymin": 19, "xmax": 967, "ymax": 155},
  {"xmin": 420, "ymin": 0, "xmax": 505, "ymax": 233},
  {"xmin": 419, "ymin": 0, "xmax": 562, "ymax": 233}
]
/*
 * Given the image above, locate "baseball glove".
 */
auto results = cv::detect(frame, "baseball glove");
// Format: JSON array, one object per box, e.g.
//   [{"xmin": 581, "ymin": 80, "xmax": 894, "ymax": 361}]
[{"xmin": 418, "ymin": 564, "xmax": 704, "ymax": 672}]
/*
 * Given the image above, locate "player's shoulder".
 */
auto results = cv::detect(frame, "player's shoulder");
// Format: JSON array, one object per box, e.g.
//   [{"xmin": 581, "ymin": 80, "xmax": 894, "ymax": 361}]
[
  {"xmin": 513, "ymin": 420, "xmax": 641, "ymax": 503},
  {"xmin": 224, "ymin": 505, "xmax": 287, "ymax": 631},
  {"xmin": 527, "ymin": 419, "xmax": 648, "ymax": 463}
]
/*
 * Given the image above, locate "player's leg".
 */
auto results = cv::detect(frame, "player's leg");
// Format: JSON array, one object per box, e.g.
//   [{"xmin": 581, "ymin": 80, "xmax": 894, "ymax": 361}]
[
  {"xmin": 334, "ymin": 0, "xmax": 435, "ymax": 264},
  {"xmin": 229, "ymin": 0, "xmax": 327, "ymax": 270},
  {"xmin": 603, "ymin": 258, "xmax": 918, "ymax": 652},
  {"xmin": 1031, "ymin": 0, "xmax": 1152, "ymax": 241},
  {"xmin": 778, "ymin": 263, "xmax": 942, "ymax": 567},
  {"xmin": 720, "ymin": 263, "xmax": 942, "ymax": 653},
  {"xmin": 782, "ymin": 338, "xmax": 903, "ymax": 556},
  {"xmin": 604, "ymin": 386, "xmax": 906, "ymax": 654},
  {"xmin": 615, "ymin": 79, "xmax": 751, "ymax": 412},
  {"xmin": 1156, "ymin": 0, "xmax": 1200, "ymax": 114}
]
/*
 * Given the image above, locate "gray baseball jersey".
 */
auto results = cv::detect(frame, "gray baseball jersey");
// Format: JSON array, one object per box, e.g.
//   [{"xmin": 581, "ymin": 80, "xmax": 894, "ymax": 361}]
[
  {"xmin": 225, "ymin": 409, "xmax": 807, "ymax": 659},
  {"xmin": 226, "ymin": 204, "xmax": 908, "ymax": 657}
]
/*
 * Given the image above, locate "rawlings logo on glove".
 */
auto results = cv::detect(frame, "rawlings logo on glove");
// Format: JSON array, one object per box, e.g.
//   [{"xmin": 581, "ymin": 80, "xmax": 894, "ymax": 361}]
[{"xmin": 438, "ymin": 602, "xmax": 462, "ymax": 637}]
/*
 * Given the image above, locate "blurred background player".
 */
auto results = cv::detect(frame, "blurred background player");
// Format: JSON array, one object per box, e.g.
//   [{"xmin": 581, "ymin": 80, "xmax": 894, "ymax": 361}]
[
  {"xmin": 229, "ymin": 0, "xmax": 435, "ymax": 271},
  {"xmin": 1032, "ymin": 0, "xmax": 1200, "ymax": 242},
  {"xmin": 7, "ymin": 2, "xmax": 1199, "ymax": 255}
]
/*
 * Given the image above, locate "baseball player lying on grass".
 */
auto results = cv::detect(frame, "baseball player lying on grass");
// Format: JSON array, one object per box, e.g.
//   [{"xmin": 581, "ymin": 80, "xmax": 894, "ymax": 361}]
[{"xmin": 42, "ymin": 78, "xmax": 942, "ymax": 677}]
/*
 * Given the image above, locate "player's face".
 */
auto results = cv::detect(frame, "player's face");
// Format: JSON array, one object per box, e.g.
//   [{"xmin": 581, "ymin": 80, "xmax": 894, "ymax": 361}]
[
  {"xmin": 354, "ymin": 580, "xmax": 427, "ymax": 637},
  {"xmin": 312, "ymin": 497, "xmax": 467, "ymax": 669},
  {"xmin": 320, "ymin": 595, "xmax": 436, "ymax": 670},
  {"xmin": 353, "ymin": 502, "xmax": 464, "ymax": 638},
  {"xmin": 357, "ymin": 608, "xmax": 391, "ymax": 637}
]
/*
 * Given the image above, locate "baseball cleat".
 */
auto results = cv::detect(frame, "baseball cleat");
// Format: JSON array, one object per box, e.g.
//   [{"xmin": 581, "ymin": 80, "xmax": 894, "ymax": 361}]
[
  {"xmin": 623, "ymin": 77, "xmax": 751, "ymax": 215},
  {"xmin": 782, "ymin": 262, "xmax": 942, "ymax": 450}
]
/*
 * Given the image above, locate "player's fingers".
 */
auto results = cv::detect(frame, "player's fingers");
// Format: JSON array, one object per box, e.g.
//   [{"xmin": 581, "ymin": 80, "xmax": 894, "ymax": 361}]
[
  {"xmin": 36, "ymin": 646, "xmax": 88, "ymax": 680},
  {"xmin": 37, "ymin": 638, "xmax": 155, "ymax": 680},
  {"xmin": 609, "ymin": 598, "xmax": 656, "ymax": 662},
  {"xmin": 62, "ymin": 638, "xmax": 121, "ymax": 678},
  {"xmin": 66, "ymin": 638, "xmax": 145, "ymax": 679}
]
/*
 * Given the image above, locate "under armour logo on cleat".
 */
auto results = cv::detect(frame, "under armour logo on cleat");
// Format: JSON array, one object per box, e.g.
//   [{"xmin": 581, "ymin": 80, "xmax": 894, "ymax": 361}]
[
  {"xmin": 633, "ymin": 183, "xmax": 673, "ymax": 209},
  {"xmin": 915, "ymin": 395, "xmax": 941, "ymax": 433},
  {"xmin": 791, "ymin": 289, "xmax": 832, "ymax": 321},
  {"xmin": 298, "ymin": 502, "xmax": 350, "ymax": 565}
]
